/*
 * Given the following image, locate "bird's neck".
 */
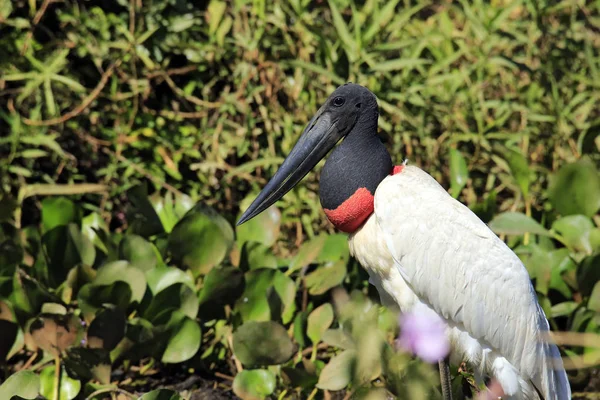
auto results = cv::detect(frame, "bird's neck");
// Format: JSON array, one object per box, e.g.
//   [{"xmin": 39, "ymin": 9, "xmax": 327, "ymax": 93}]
[{"xmin": 319, "ymin": 111, "xmax": 394, "ymax": 233}]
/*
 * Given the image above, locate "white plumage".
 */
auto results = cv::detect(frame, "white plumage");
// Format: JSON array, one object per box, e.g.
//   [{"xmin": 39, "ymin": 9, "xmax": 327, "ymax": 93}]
[{"xmin": 349, "ymin": 165, "xmax": 570, "ymax": 400}]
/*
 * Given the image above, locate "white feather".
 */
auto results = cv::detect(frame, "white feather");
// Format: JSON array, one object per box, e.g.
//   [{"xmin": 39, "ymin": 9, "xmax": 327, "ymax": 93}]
[{"xmin": 348, "ymin": 165, "xmax": 570, "ymax": 400}]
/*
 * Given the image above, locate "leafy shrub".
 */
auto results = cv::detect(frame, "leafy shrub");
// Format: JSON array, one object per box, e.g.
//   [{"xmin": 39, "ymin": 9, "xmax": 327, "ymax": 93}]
[{"xmin": 0, "ymin": 0, "xmax": 599, "ymax": 399}]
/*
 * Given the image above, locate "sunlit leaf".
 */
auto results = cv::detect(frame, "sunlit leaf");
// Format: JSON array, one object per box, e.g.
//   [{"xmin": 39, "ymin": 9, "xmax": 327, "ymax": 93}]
[
  {"xmin": 316, "ymin": 349, "xmax": 356, "ymax": 390},
  {"xmin": 162, "ymin": 312, "xmax": 201, "ymax": 363},
  {"xmin": 0, "ymin": 370, "xmax": 40, "ymax": 399},
  {"xmin": 138, "ymin": 389, "xmax": 185, "ymax": 400},
  {"xmin": 39, "ymin": 365, "xmax": 81, "ymax": 400},
  {"xmin": 488, "ymin": 212, "xmax": 550, "ymax": 236},
  {"xmin": 41, "ymin": 197, "xmax": 81, "ymax": 232},
  {"xmin": 449, "ymin": 148, "xmax": 468, "ymax": 198},
  {"xmin": 307, "ymin": 303, "xmax": 334, "ymax": 345},
  {"xmin": 233, "ymin": 369, "xmax": 276, "ymax": 400},
  {"xmin": 119, "ymin": 235, "xmax": 157, "ymax": 272}
]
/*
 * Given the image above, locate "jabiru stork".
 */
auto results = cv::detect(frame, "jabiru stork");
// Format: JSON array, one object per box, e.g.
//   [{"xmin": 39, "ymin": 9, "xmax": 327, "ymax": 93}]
[{"xmin": 237, "ymin": 83, "xmax": 571, "ymax": 400}]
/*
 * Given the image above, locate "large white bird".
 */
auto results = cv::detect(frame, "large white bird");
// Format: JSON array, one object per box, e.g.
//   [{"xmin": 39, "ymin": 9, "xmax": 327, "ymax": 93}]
[{"xmin": 237, "ymin": 83, "xmax": 571, "ymax": 399}]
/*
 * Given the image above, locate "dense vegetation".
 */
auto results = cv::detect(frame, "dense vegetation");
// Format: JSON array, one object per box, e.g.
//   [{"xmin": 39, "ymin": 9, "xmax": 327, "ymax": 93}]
[{"xmin": 1, "ymin": 0, "xmax": 599, "ymax": 399}]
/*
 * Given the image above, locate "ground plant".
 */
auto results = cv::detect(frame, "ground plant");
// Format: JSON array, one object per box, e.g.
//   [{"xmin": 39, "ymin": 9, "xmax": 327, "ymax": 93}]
[{"xmin": 0, "ymin": 0, "xmax": 599, "ymax": 399}]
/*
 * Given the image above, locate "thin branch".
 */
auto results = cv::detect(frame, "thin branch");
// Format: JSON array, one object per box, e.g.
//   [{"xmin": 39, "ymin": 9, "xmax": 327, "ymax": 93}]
[{"xmin": 22, "ymin": 60, "xmax": 121, "ymax": 126}]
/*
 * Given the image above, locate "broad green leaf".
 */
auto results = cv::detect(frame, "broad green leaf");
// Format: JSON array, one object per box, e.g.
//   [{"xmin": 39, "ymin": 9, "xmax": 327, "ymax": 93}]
[
  {"xmin": 145, "ymin": 265, "xmax": 195, "ymax": 295},
  {"xmin": 119, "ymin": 235, "xmax": 157, "ymax": 272},
  {"xmin": 198, "ymin": 266, "xmax": 244, "ymax": 306},
  {"xmin": 143, "ymin": 283, "xmax": 199, "ymax": 321},
  {"xmin": 138, "ymin": 389, "xmax": 184, "ymax": 400},
  {"xmin": 41, "ymin": 197, "xmax": 81, "ymax": 232},
  {"xmin": 149, "ymin": 191, "xmax": 194, "ymax": 234},
  {"xmin": 0, "ymin": 370, "xmax": 40, "ymax": 399},
  {"xmin": 42, "ymin": 224, "xmax": 96, "ymax": 287},
  {"xmin": 322, "ymin": 329, "xmax": 355, "ymax": 350},
  {"xmin": 449, "ymin": 148, "xmax": 468, "ymax": 198},
  {"xmin": 273, "ymin": 272, "xmax": 297, "ymax": 324},
  {"xmin": 168, "ymin": 204, "xmax": 234, "ymax": 276},
  {"xmin": 316, "ymin": 349, "xmax": 356, "ymax": 390},
  {"xmin": 551, "ymin": 301, "xmax": 579, "ymax": 318},
  {"xmin": 488, "ymin": 212, "xmax": 550, "ymax": 236},
  {"xmin": 307, "ymin": 303, "xmax": 334, "ymax": 345},
  {"xmin": 287, "ymin": 235, "xmax": 327, "ymax": 274},
  {"xmin": 235, "ymin": 269, "xmax": 276, "ymax": 322},
  {"xmin": 126, "ymin": 185, "xmax": 165, "ymax": 237},
  {"xmin": 241, "ymin": 242, "xmax": 278, "ymax": 270},
  {"xmin": 236, "ymin": 200, "xmax": 281, "ymax": 247},
  {"xmin": 317, "ymin": 234, "xmax": 350, "ymax": 262},
  {"xmin": 93, "ymin": 261, "xmax": 147, "ymax": 304},
  {"xmin": 162, "ymin": 313, "xmax": 201, "ymax": 363},
  {"xmin": 39, "ymin": 365, "xmax": 81, "ymax": 400},
  {"xmin": 232, "ymin": 369, "xmax": 276, "ymax": 400},
  {"xmin": 552, "ymin": 215, "xmax": 595, "ymax": 254},
  {"xmin": 305, "ymin": 260, "xmax": 347, "ymax": 295},
  {"xmin": 233, "ymin": 321, "xmax": 294, "ymax": 366},
  {"xmin": 548, "ymin": 158, "xmax": 600, "ymax": 218}
]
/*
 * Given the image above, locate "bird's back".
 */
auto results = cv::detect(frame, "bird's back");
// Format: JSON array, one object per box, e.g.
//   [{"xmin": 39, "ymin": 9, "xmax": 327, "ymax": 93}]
[{"xmin": 350, "ymin": 165, "xmax": 570, "ymax": 399}]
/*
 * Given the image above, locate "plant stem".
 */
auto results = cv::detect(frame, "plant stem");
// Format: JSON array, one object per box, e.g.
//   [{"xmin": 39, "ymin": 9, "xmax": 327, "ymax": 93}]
[{"xmin": 53, "ymin": 356, "xmax": 61, "ymax": 400}]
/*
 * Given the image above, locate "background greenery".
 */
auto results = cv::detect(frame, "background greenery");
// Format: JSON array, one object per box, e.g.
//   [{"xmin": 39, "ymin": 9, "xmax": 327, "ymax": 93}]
[{"xmin": 1, "ymin": 0, "xmax": 599, "ymax": 399}]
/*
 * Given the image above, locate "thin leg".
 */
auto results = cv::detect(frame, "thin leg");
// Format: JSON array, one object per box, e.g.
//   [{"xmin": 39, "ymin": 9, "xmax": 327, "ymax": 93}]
[{"xmin": 438, "ymin": 358, "xmax": 453, "ymax": 400}]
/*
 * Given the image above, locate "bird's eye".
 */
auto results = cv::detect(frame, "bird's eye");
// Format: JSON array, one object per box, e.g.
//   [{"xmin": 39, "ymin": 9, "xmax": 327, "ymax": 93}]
[{"xmin": 332, "ymin": 97, "xmax": 345, "ymax": 107}]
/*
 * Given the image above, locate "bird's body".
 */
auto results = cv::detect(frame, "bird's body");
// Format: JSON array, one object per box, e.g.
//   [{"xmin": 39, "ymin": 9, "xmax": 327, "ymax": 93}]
[
  {"xmin": 238, "ymin": 83, "xmax": 571, "ymax": 399},
  {"xmin": 349, "ymin": 165, "xmax": 570, "ymax": 399}
]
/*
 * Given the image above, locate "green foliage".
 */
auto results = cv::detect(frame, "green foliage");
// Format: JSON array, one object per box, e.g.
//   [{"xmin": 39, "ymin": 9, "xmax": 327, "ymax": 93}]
[{"xmin": 0, "ymin": 0, "xmax": 599, "ymax": 398}]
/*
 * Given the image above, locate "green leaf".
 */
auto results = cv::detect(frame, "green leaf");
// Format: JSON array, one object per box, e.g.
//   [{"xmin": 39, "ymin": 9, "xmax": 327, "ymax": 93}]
[
  {"xmin": 241, "ymin": 242, "xmax": 278, "ymax": 270},
  {"xmin": 233, "ymin": 321, "xmax": 295, "ymax": 366},
  {"xmin": 287, "ymin": 235, "xmax": 327, "ymax": 274},
  {"xmin": 449, "ymin": 148, "xmax": 468, "ymax": 198},
  {"xmin": 198, "ymin": 266, "xmax": 244, "ymax": 306},
  {"xmin": 316, "ymin": 349, "xmax": 356, "ymax": 390},
  {"xmin": 126, "ymin": 184, "xmax": 165, "ymax": 237},
  {"xmin": 145, "ymin": 265, "xmax": 195, "ymax": 295},
  {"xmin": 42, "ymin": 224, "xmax": 96, "ymax": 287},
  {"xmin": 317, "ymin": 234, "xmax": 350, "ymax": 262},
  {"xmin": 305, "ymin": 260, "xmax": 347, "ymax": 295},
  {"xmin": 162, "ymin": 312, "xmax": 202, "ymax": 363},
  {"xmin": 0, "ymin": 370, "xmax": 40, "ymax": 399},
  {"xmin": 39, "ymin": 365, "xmax": 81, "ymax": 400},
  {"xmin": 548, "ymin": 158, "xmax": 600, "ymax": 218},
  {"xmin": 370, "ymin": 58, "xmax": 431, "ymax": 72},
  {"xmin": 322, "ymin": 329, "xmax": 355, "ymax": 350},
  {"xmin": 119, "ymin": 235, "xmax": 157, "ymax": 272},
  {"xmin": 307, "ymin": 303, "xmax": 334, "ymax": 345},
  {"xmin": 589, "ymin": 282, "xmax": 600, "ymax": 312},
  {"xmin": 578, "ymin": 254, "xmax": 600, "ymax": 297},
  {"xmin": 233, "ymin": 369, "xmax": 276, "ymax": 400},
  {"xmin": 149, "ymin": 191, "xmax": 194, "ymax": 234},
  {"xmin": 551, "ymin": 301, "xmax": 579, "ymax": 318},
  {"xmin": 138, "ymin": 389, "xmax": 185, "ymax": 400},
  {"xmin": 168, "ymin": 204, "xmax": 234, "ymax": 276},
  {"xmin": 552, "ymin": 215, "xmax": 595, "ymax": 254},
  {"xmin": 505, "ymin": 147, "xmax": 531, "ymax": 198},
  {"xmin": 236, "ymin": 201, "xmax": 281, "ymax": 247},
  {"xmin": 488, "ymin": 212, "xmax": 550, "ymax": 236},
  {"xmin": 41, "ymin": 197, "xmax": 81, "ymax": 232},
  {"xmin": 273, "ymin": 272, "xmax": 297, "ymax": 324},
  {"xmin": 235, "ymin": 269, "xmax": 276, "ymax": 322},
  {"xmin": 327, "ymin": 0, "xmax": 357, "ymax": 58}
]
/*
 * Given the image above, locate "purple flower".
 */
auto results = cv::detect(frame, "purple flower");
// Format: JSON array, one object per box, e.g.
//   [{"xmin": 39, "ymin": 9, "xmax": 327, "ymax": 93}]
[{"xmin": 397, "ymin": 307, "xmax": 450, "ymax": 363}]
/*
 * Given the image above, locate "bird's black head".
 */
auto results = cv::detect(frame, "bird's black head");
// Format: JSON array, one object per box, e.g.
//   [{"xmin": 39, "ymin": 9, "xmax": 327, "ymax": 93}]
[{"xmin": 237, "ymin": 83, "xmax": 381, "ymax": 226}]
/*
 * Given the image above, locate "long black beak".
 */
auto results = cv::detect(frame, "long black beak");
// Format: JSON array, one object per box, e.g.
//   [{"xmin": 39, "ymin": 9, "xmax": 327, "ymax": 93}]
[{"xmin": 237, "ymin": 105, "xmax": 341, "ymax": 225}]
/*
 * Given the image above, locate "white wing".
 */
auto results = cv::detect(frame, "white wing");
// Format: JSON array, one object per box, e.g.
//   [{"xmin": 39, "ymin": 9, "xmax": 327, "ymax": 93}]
[{"xmin": 374, "ymin": 165, "xmax": 570, "ymax": 400}]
